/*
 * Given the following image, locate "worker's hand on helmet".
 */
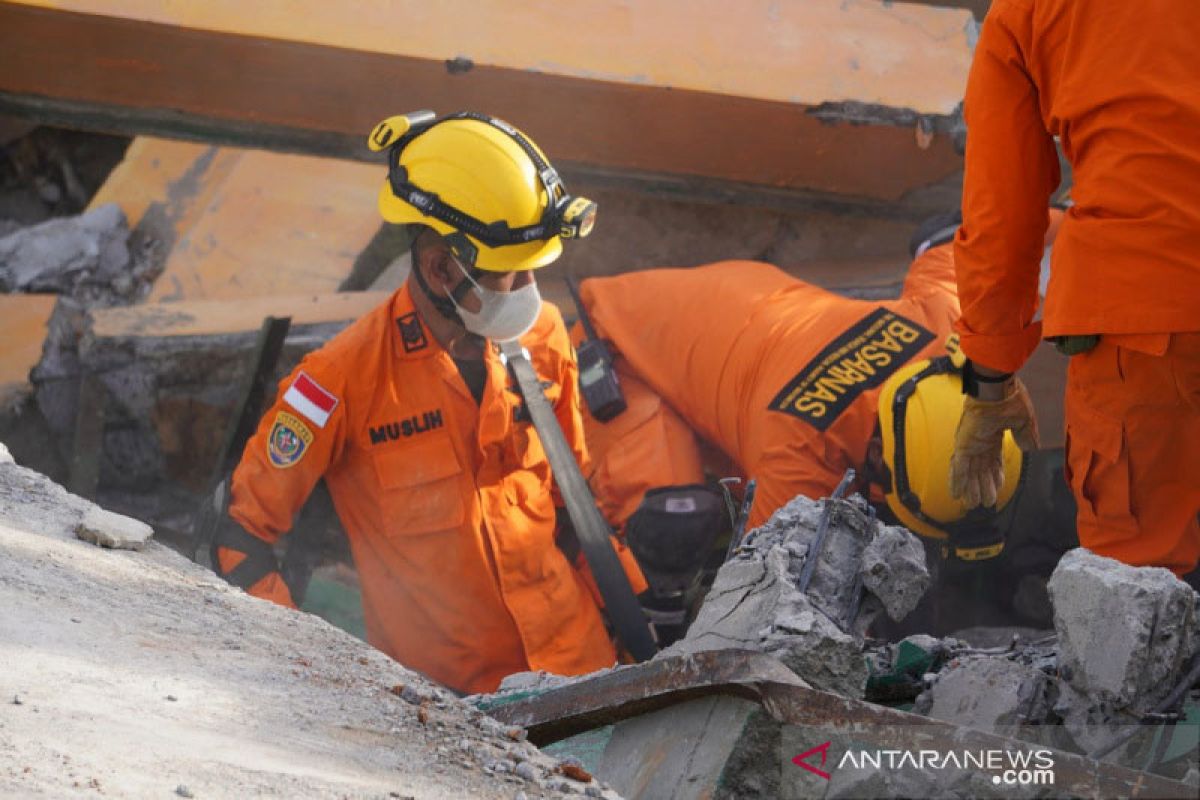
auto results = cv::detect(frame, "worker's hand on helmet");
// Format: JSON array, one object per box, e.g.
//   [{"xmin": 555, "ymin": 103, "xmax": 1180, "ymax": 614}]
[{"xmin": 949, "ymin": 378, "xmax": 1040, "ymax": 508}]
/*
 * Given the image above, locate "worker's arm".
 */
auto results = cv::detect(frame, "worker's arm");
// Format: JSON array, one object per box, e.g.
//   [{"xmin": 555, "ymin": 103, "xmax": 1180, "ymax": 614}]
[
  {"xmin": 222, "ymin": 357, "xmax": 349, "ymax": 608},
  {"xmin": 953, "ymin": 0, "xmax": 1060, "ymax": 374},
  {"xmin": 899, "ymin": 243, "xmax": 961, "ymax": 335}
]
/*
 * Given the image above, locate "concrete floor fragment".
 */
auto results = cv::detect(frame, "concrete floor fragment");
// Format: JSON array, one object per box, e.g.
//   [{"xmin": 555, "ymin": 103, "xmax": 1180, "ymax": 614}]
[
  {"xmin": 1049, "ymin": 548, "xmax": 1200, "ymax": 711},
  {"xmin": 663, "ymin": 493, "xmax": 931, "ymax": 699}
]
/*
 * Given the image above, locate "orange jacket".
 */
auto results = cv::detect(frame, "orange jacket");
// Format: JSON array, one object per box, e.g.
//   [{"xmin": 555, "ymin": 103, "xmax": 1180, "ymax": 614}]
[
  {"xmin": 580, "ymin": 253, "xmax": 961, "ymax": 528},
  {"xmin": 954, "ymin": 0, "xmax": 1200, "ymax": 373},
  {"xmin": 227, "ymin": 284, "xmax": 630, "ymax": 694}
]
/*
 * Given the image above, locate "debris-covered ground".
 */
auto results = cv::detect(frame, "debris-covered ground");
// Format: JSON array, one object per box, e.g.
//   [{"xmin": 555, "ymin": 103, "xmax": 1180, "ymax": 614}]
[
  {"xmin": 476, "ymin": 491, "xmax": 1200, "ymax": 798},
  {"xmin": 0, "ymin": 443, "xmax": 620, "ymax": 799}
]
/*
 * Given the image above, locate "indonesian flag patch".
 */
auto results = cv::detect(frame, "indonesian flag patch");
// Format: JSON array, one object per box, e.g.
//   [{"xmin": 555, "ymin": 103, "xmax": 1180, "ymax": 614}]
[{"xmin": 283, "ymin": 371, "xmax": 339, "ymax": 428}]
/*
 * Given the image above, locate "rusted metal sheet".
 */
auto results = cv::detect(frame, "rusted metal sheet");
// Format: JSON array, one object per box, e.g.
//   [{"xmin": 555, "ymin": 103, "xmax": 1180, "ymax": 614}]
[
  {"xmin": 0, "ymin": 0, "xmax": 972, "ymax": 212},
  {"xmin": 487, "ymin": 650, "xmax": 1194, "ymax": 798}
]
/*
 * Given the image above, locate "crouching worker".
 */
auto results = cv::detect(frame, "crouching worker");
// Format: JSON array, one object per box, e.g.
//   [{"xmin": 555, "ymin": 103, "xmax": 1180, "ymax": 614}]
[
  {"xmin": 574, "ymin": 221, "xmax": 1053, "ymax": 584},
  {"xmin": 212, "ymin": 111, "xmax": 645, "ymax": 694}
]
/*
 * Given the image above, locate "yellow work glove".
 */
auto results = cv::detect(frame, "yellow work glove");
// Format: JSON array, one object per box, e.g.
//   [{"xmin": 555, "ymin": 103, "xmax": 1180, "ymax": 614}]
[{"xmin": 949, "ymin": 378, "xmax": 1040, "ymax": 508}]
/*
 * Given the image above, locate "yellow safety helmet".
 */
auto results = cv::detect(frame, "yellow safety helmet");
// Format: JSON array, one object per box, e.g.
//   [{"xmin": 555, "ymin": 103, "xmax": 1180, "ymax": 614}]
[
  {"xmin": 367, "ymin": 110, "xmax": 597, "ymax": 272},
  {"xmin": 876, "ymin": 336, "xmax": 1025, "ymax": 558}
]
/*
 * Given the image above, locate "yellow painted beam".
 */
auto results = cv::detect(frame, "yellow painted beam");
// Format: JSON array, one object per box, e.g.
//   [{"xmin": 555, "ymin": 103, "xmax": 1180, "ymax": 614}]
[
  {"xmin": 0, "ymin": 0, "xmax": 973, "ymax": 209},
  {"xmin": 92, "ymin": 137, "xmax": 381, "ymax": 301},
  {"xmin": 0, "ymin": 294, "xmax": 57, "ymax": 403},
  {"xmin": 9, "ymin": 0, "xmax": 973, "ymax": 113}
]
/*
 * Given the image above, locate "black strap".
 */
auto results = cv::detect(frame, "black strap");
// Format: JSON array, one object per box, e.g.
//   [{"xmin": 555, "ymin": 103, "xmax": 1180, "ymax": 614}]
[
  {"xmin": 213, "ymin": 519, "xmax": 280, "ymax": 590},
  {"xmin": 501, "ymin": 341, "xmax": 657, "ymax": 661}
]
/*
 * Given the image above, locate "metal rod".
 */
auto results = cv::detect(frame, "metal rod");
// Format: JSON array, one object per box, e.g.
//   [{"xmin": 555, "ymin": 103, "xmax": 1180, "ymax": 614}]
[
  {"xmin": 722, "ymin": 479, "xmax": 757, "ymax": 562},
  {"xmin": 797, "ymin": 468, "xmax": 856, "ymax": 594}
]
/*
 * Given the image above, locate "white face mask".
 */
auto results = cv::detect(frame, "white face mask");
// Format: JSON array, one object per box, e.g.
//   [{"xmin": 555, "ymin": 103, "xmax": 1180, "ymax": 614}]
[{"xmin": 446, "ymin": 260, "xmax": 542, "ymax": 342}]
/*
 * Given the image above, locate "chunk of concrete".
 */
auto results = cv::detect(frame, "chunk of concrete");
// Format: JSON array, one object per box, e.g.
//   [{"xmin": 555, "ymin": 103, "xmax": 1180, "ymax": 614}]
[
  {"xmin": 860, "ymin": 523, "xmax": 930, "ymax": 622},
  {"xmin": 1048, "ymin": 548, "xmax": 1200, "ymax": 710},
  {"xmin": 740, "ymin": 493, "xmax": 931, "ymax": 630},
  {"xmin": 0, "ymin": 204, "xmax": 133, "ymax": 300},
  {"xmin": 1052, "ymin": 681, "xmax": 1129, "ymax": 756},
  {"xmin": 662, "ymin": 494, "xmax": 931, "ymax": 698},
  {"xmin": 921, "ymin": 656, "xmax": 1055, "ymax": 737},
  {"xmin": 75, "ymin": 505, "xmax": 154, "ymax": 550},
  {"xmin": 663, "ymin": 545, "xmax": 869, "ymax": 697},
  {"xmin": 0, "ymin": 441, "xmax": 12, "ymax": 464}
]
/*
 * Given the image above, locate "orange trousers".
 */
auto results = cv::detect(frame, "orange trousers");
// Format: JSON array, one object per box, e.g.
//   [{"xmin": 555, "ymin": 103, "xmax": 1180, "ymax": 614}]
[{"xmin": 1064, "ymin": 332, "xmax": 1200, "ymax": 576}]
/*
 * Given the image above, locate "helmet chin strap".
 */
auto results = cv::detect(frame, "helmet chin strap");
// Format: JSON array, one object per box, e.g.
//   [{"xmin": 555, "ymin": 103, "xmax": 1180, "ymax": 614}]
[{"xmin": 411, "ymin": 254, "xmax": 468, "ymax": 323}]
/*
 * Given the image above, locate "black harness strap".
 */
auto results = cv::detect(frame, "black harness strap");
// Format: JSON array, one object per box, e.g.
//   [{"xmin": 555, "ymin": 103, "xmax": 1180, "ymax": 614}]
[{"xmin": 213, "ymin": 519, "xmax": 280, "ymax": 591}]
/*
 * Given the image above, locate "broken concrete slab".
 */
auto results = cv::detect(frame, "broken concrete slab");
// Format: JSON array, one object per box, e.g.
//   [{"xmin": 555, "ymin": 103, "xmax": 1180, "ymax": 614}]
[
  {"xmin": 662, "ymin": 544, "xmax": 867, "ymax": 697},
  {"xmin": 860, "ymin": 522, "xmax": 930, "ymax": 622},
  {"xmin": 598, "ymin": 695, "xmax": 764, "ymax": 800},
  {"xmin": 0, "ymin": 203, "xmax": 152, "ymax": 304},
  {"xmin": 920, "ymin": 655, "xmax": 1056, "ymax": 738},
  {"xmin": 1048, "ymin": 548, "xmax": 1200, "ymax": 710},
  {"xmin": 662, "ymin": 494, "xmax": 931, "ymax": 699},
  {"xmin": 75, "ymin": 504, "xmax": 153, "ymax": 550},
  {"xmin": 29, "ymin": 292, "xmax": 387, "ymax": 529}
]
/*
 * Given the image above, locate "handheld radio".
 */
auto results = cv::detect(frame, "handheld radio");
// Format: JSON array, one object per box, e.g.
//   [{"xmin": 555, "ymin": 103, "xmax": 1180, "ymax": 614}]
[{"xmin": 567, "ymin": 277, "xmax": 627, "ymax": 422}]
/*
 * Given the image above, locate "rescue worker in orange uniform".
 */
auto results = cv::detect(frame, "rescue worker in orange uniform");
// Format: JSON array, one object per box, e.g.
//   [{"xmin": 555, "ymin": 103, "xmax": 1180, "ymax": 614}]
[
  {"xmin": 949, "ymin": 0, "xmax": 1200, "ymax": 578},
  {"xmin": 574, "ymin": 218, "xmax": 1045, "ymax": 563},
  {"xmin": 213, "ymin": 111, "xmax": 645, "ymax": 695}
]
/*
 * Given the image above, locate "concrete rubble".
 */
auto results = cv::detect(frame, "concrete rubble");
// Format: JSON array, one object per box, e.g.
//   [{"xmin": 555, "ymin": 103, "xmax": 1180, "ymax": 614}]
[
  {"xmin": 0, "ymin": 203, "xmax": 156, "ymax": 304},
  {"xmin": 914, "ymin": 547, "xmax": 1200, "ymax": 767},
  {"xmin": 75, "ymin": 504, "xmax": 154, "ymax": 550},
  {"xmin": 0, "ymin": 442, "xmax": 620, "ymax": 798},
  {"xmin": 662, "ymin": 493, "xmax": 931, "ymax": 698},
  {"xmin": 1049, "ymin": 548, "xmax": 1200, "ymax": 710}
]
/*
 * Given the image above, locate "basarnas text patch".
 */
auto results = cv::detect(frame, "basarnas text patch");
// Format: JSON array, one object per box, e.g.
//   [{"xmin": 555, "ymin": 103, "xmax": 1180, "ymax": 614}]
[{"xmin": 769, "ymin": 308, "xmax": 934, "ymax": 431}]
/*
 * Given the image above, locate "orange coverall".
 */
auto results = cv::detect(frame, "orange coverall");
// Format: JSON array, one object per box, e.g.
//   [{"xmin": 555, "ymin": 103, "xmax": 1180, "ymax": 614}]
[
  {"xmin": 226, "ymin": 284, "xmax": 643, "ymax": 694},
  {"xmin": 578, "ymin": 251, "xmax": 961, "ymax": 529},
  {"xmin": 954, "ymin": 0, "xmax": 1200, "ymax": 574}
]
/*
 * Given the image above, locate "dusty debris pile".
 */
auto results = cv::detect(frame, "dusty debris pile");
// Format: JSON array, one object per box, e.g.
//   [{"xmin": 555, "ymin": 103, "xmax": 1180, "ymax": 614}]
[
  {"xmin": 915, "ymin": 548, "xmax": 1200, "ymax": 769},
  {"xmin": 1, "ymin": 442, "xmax": 619, "ymax": 799},
  {"xmin": 661, "ymin": 493, "xmax": 931, "ymax": 698}
]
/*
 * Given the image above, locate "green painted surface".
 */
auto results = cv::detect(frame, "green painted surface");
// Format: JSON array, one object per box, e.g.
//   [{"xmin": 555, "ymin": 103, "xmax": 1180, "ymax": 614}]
[{"xmin": 301, "ymin": 577, "xmax": 367, "ymax": 641}]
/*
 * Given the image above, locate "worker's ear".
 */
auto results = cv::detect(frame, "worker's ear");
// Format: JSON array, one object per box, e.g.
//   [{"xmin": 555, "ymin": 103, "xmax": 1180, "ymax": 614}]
[{"xmin": 420, "ymin": 243, "xmax": 457, "ymax": 297}]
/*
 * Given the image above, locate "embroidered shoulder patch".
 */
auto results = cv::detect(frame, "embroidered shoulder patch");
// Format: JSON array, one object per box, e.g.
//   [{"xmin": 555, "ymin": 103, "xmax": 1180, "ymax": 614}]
[
  {"xmin": 397, "ymin": 312, "xmax": 428, "ymax": 353},
  {"xmin": 768, "ymin": 308, "xmax": 934, "ymax": 431},
  {"xmin": 282, "ymin": 371, "xmax": 339, "ymax": 428},
  {"xmin": 267, "ymin": 411, "xmax": 314, "ymax": 468}
]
